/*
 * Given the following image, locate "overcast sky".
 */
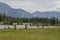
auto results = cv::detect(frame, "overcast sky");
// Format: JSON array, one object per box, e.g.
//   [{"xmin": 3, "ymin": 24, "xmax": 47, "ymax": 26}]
[{"xmin": 0, "ymin": 0, "xmax": 60, "ymax": 12}]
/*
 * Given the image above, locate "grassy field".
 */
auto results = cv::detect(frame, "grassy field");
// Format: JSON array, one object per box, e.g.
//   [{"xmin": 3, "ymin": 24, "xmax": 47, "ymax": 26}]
[{"xmin": 0, "ymin": 28, "xmax": 59, "ymax": 40}]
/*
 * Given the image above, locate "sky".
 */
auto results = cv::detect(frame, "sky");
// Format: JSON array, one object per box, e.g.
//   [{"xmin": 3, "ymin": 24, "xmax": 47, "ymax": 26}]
[{"xmin": 0, "ymin": 0, "xmax": 60, "ymax": 12}]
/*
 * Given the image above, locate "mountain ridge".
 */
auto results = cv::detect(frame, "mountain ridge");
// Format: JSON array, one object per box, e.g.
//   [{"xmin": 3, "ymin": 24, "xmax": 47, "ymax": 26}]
[
  {"xmin": 0, "ymin": 2, "xmax": 60, "ymax": 19},
  {"xmin": 32, "ymin": 11, "xmax": 60, "ymax": 18},
  {"xmin": 0, "ymin": 2, "xmax": 33, "ymax": 18}
]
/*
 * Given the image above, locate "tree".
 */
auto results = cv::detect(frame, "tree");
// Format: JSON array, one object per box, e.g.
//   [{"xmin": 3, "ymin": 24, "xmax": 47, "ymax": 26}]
[{"xmin": 50, "ymin": 17, "xmax": 56, "ymax": 25}]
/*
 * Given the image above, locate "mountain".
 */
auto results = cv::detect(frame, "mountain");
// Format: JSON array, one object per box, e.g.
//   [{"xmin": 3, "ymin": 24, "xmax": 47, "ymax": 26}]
[
  {"xmin": 0, "ymin": 2, "xmax": 33, "ymax": 18},
  {"xmin": 0, "ymin": 2, "xmax": 60, "ymax": 19},
  {"xmin": 32, "ymin": 11, "xmax": 60, "ymax": 18}
]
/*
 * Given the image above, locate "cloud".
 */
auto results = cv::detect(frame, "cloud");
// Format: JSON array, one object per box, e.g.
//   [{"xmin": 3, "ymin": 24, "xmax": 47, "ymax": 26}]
[{"xmin": 0, "ymin": 0, "xmax": 60, "ymax": 12}]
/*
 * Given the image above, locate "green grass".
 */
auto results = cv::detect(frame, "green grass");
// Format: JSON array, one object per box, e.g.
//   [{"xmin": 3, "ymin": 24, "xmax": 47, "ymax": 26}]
[{"xmin": 0, "ymin": 28, "xmax": 59, "ymax": 40}]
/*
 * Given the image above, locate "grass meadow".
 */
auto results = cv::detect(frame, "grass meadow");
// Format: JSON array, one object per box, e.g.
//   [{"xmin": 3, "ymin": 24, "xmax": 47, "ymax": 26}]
[{"xmin": 0, "ymin": 28, "xmax": 59, "ymax": 40}]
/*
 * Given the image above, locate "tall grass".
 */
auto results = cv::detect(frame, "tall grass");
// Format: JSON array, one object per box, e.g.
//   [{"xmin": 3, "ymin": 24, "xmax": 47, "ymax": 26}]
[{"xmin": 0, "ymin": 28, "xmax": 59, "ymax": 40}]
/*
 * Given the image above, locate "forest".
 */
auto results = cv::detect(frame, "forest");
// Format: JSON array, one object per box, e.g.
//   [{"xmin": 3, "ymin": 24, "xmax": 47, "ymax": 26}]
[{"xmin": 0, "ymin": 14, "xmax": 60, "ymax": 26}]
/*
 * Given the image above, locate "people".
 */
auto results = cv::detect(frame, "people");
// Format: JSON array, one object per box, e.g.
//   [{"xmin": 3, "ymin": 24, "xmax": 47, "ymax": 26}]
[
  {"xmin": 14, "ymin": 24, "xmax": 17, "ymax": 29},
  {"xmin": 25, "ymin": 24, "xmax": 27, "ymax": 29},
  {"xmin": 42, "ymin": 25, "xmax": 44, "ymax": 28},
  {"xmin": 37, "ymin": 24, "xmax": 39, "ymax": 28}
]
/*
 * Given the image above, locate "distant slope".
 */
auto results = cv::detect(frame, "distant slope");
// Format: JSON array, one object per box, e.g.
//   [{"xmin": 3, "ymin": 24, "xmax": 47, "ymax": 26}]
[
  {"xmin": 32, "ymin": 11, "xmax": 60, "ymax": 18},
  {"xmin": 0, "ymin": 2, "xmax": 33, "ymax": 18}
]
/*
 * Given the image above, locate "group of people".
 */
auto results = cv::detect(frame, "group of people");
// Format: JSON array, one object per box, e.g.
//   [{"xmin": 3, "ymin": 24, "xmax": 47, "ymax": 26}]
[
  {"xmin": 5, "ymin": 24, "xmax": 45, "ymax": 29},
  {"xmin": 14, "ymin": 24, "xmax": 44, "ymax": 29}
]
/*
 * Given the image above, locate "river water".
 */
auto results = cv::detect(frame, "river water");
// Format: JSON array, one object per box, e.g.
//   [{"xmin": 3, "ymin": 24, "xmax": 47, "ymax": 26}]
[{"xmin": 0, "ymin": 25, "xmax": 59, "ymax": 29}]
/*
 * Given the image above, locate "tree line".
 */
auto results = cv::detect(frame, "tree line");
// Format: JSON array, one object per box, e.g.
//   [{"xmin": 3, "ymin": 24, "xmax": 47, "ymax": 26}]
[{"xmin": 0, "ymin": 14, "xmax": 60, "ymax": 26}]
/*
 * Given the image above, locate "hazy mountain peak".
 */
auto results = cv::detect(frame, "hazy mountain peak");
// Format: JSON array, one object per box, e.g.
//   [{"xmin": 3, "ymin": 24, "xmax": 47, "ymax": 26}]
[
  {"xmin": 0, "ymin": 2, "xmax": 11, "ymax": 8},
  {"xmin": 0, "ymin": 2, "xmax": 33, "ymax": 18}
]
